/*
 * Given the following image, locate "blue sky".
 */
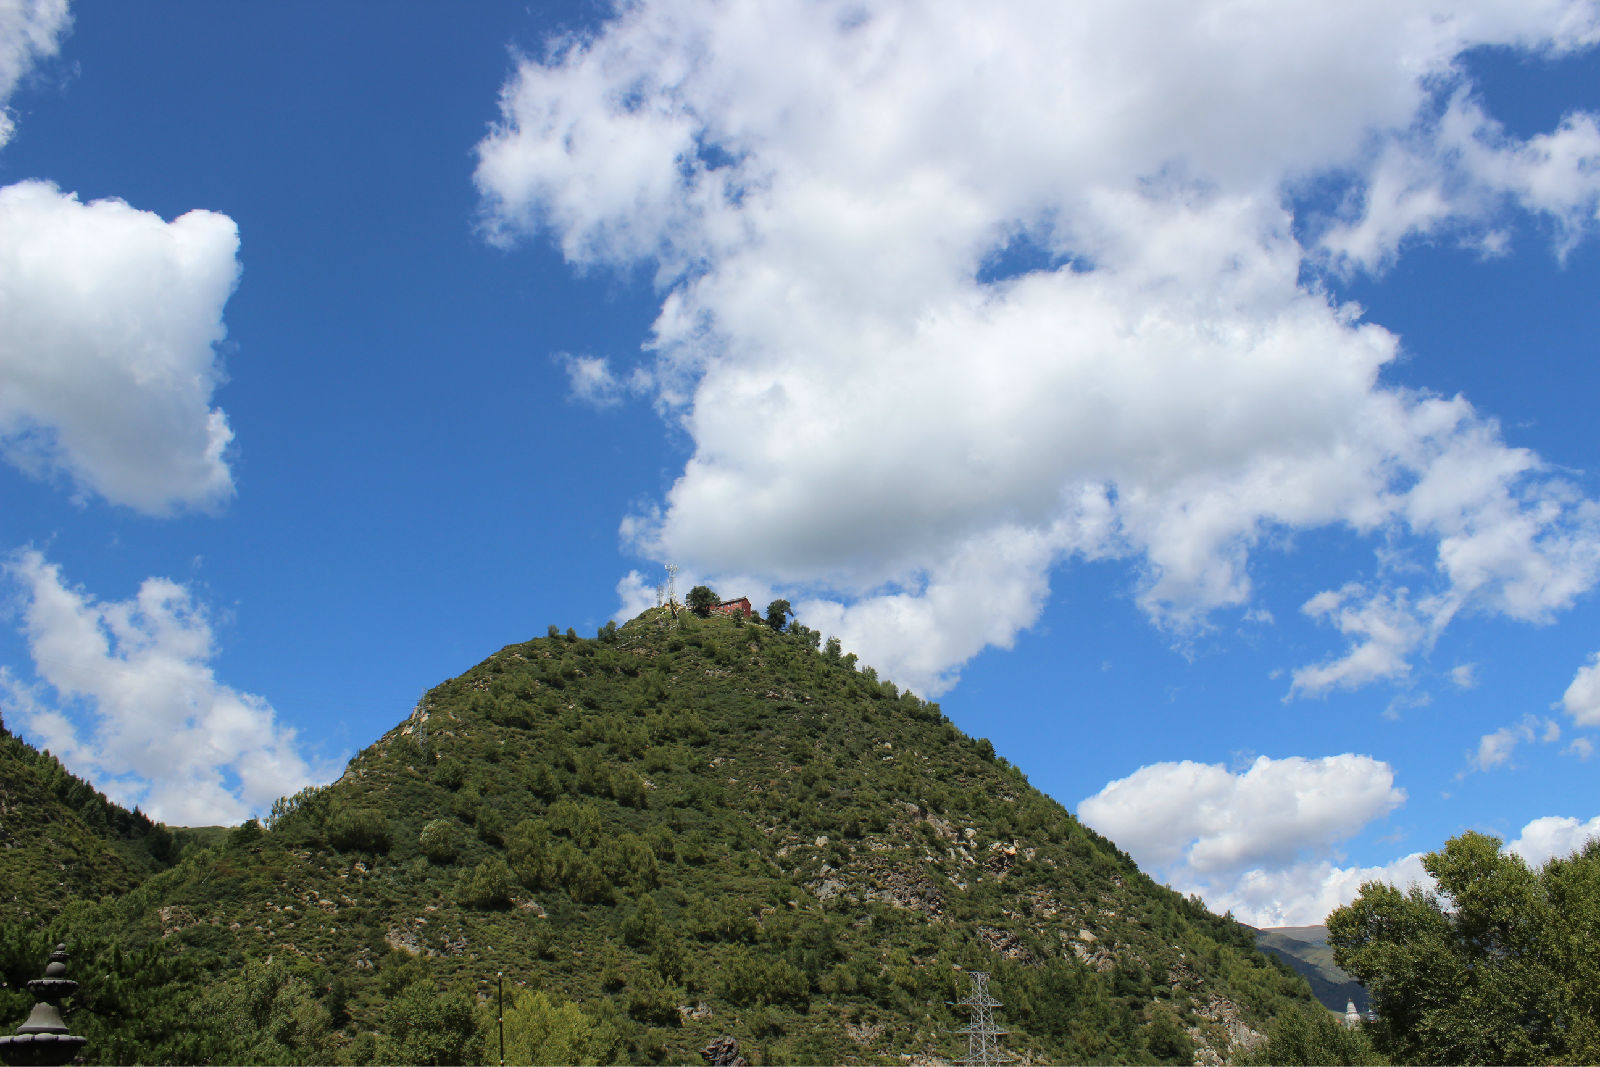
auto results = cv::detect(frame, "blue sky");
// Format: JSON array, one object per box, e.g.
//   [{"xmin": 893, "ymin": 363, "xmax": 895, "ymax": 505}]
[{"xmin": 2, "ymin": 0, "xmax": 1598, "ymax": 925}]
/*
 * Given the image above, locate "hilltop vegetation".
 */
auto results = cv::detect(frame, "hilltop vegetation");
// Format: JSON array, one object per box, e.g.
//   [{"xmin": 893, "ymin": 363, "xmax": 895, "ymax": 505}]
[{"xmin": 1, "ymin": 606, "xmax": 1316, "ymax": 1064}]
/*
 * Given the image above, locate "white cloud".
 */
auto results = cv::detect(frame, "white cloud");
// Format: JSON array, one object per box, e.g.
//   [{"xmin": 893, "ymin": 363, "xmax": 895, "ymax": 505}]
[
  {"xmin": 563, "ymin": 354, "xmax": 622, "ymax": 407},
  {"xmin": 1079, "ymin": 753, "xmax": 1600, "ymax": 923},
  {"xmin": 1473, "ymin": 725, "xmax": 1521, "ymax": 770},
  {"xmin": 1204, "ymin": 853, "xmax": 1433, "ymax": 929},
  {"xmin": 1467, "ymin": 713, "xmax": 1561, "ymax": 771},
  {"xmin": 0, "ymin": 0, "xmax": 69, "ymax": 150},
  {"xmin": 1291, "ymin": 585, "xmax": 1426, "ymax": 696},
  {"xmin": 561, "ymin": 353, "xmax": 654, "ymax": 408},
  {"xmin": 1078, "ymin": 753, "xmax": 1410, "ymax": 926},
  {"xmin": 1505, "ymin": 813, "xmax": 1600, "ymax": 867},
  {"xmin": 0, "ymin": 181, "xmax": 240, "ymax": 513},
  {"xmin": 1560, "ymin": 651, "xmax": 1600, "ymax": 726},
  {"xmin": 1450, "ymin": 663, "xmax": 1478, "ymax": 689},
  {"xmin": 797, "ymin": 515, "xmax": 1103, "ymax": 694},
  {"xmin": 1564, "ymin": 736, "xmax": 1594, "ymax": 758},
  {"xmin": 1216, "ymin": 809, "xmax": 1600, "ymax": 926},
  {"xmin": 1079, "ymin": 754, "xmax": 1406, "ymax": 874},
  {"xmin": 615, "ymin": 569, "xmax": 660, "ymax": 620},
  {"xmin": 481, "ymin": 0, "xmax": 1600, "ymax": 694},
  {"xmin": 1318, "ymin": 92, "xmax": 1600, "ymax": 271},
  {"xmin": 0, "ymin": 550, "xmax": 337, "ymax": 824}
]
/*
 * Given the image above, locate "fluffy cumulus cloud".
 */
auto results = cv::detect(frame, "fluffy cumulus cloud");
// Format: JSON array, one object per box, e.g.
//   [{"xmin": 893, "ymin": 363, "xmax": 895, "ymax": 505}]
[
  {"xmin": 0, "ymin": 0, "xmax": 68, "ymax": 149},
  {"xmin": 1078, "ymin": 754, "xmax": 1409, "ymax": 925},
  {"xmin": 478, "ymin": 0, "xmax": 1600, "ymax": 694},
  {"xmin": 0, "ymin": 551, "xmax": 336, "ymax": 824},
  {"xmin": 1081, "ymin": 754, "xmax": 1600, "ymax": 923},
  {"xmin": 0, "ymin": 181, "xmax": 240, "ymax": 513},
  {"xmin": 1506, "ymin": 813, "xmax": 1600, "ymax": 867},
  {"xmin": 1207, "ymin": 852, "xmax": 1434, "ymax": 930},
  {"xmin": 1079, "ymin": 754, "xmax": 1407, "ymax": 873},
  {"xmin": 0, "ymin": 6, "xmax": 241, "ymax": 513}
]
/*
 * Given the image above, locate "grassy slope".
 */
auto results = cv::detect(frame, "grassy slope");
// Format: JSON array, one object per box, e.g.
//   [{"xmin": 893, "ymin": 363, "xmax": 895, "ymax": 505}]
[{"xmin": 40, "ymin": 609, "xmax": 1315, "ymax": 1064}]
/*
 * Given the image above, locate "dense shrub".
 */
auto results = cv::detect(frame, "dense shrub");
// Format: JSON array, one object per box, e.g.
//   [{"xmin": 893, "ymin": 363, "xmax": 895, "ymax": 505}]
[
  {"xmin": 620, "ymin": 895, "xmax": 663, "ymax": 948},
  {"xmin": 456, "ymin": 856, "xmax": 514, "ymax": 909},
  {"xmin": 718, "ymin": 949, "xmax": 811, "ymax": 1009},
  {"xmin": 326, "ymin": 808, "xmax": 391, "ymax": 854},
  {"xmin": 377, "ymin": 981, "xmax": 482, "ymax": 1066},
  {"xmin": 626, "ymin": 971, "xmax": 681, "ymax": 1026},
  {"xmin": 432, "ymin": 758, "xmax": 466, "ymax": 790},
  {"xmin": 418, "ymin": 818, "xmax": 464, "ymax": 865}
]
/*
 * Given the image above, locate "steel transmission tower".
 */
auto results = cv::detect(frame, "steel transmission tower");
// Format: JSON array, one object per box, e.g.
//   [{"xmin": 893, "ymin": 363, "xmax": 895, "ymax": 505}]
[{"xmin": 951, "ymin": 970, "xmax": 1008, "ymax": 1066}]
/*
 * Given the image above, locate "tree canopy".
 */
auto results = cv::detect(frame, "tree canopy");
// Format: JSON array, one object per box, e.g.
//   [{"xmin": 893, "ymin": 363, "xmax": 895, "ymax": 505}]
[
  {"xmin": 686, "ymin": 585, "xmax": 718, "ymax": 616},
  {"xmin": 1328, "ymin": 830, "xmax": 1600, "ymax": 1066},
  {"xmin": 764, "ymin": 598, "xmax": 791, "ymax": 630}
]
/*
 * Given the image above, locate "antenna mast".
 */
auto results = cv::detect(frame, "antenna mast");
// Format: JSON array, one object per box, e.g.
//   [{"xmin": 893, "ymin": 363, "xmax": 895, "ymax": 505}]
[
  {"xmin": 665, "ymin": 562, "xmax": 679, "ymax": 610},
  {"xmin": 951, "ymin": 970, "xmax": 1008, "ymax": 1066}
]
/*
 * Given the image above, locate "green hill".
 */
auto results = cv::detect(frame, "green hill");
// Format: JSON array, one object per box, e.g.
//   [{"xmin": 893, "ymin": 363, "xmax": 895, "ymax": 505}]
[
  {"xmin": 1253, "ymin": 926, "xmax": 1368, "ymax": 1017},
  {"xmin": 0, "ymin": 718, "xmax": 190, "ymax": 922},
  {"xmin": 1, "ymin": 608, "xmax": 1317, "ymax": 1064}
]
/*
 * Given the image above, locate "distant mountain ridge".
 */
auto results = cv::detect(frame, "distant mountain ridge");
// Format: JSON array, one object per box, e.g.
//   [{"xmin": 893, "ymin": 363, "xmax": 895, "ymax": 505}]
[
  {"xmin": 1254, "ymin": 924, "xmax": 1368, "ymax": 1015},
  {"xmin": 2, "ymin": 607, "xmax": 1320, "ymax": 1064}
]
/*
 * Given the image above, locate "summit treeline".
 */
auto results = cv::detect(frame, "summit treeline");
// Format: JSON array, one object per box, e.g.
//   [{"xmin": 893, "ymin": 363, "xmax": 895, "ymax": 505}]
[{"xmin": 1, "ymin": 606, "xmax": 1316, "ymax": 1064}]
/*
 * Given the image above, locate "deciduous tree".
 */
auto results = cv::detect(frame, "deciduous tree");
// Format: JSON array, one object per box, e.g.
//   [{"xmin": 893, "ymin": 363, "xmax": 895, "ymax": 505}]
[
  {"xmin": 687, "ymin": 585, "xmax": 718, "ymax": 616},
  {"xmin": 1328, "ymin": 831, "xmax": 1600, "ymax": 1065},
  {"xmin": 378, "ymin": 980, "xmax": 482, "ymax": 1066},
  {"xmin": 500, "ymin": 989, "xmax": 619, "ymax": 1066}
]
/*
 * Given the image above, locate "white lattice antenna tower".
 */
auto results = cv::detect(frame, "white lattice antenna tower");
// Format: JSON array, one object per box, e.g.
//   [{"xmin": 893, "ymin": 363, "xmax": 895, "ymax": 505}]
[
  {"xmin": 951, "ymin": 970, "xmax": 1008, "ymax": 1066},
  {"xmin": 665, "ymin": 562, "xmax": 679, "ymax": 608},
  {"xmin": 654, "ymin": 581, "xmax": 665, "ymax": 608}
]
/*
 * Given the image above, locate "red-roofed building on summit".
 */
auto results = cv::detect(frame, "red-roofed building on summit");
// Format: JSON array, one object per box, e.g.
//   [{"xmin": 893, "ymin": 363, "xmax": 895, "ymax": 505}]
[{"xmin": 709, "ymin": 597, "xmax": 755, "ymax": 618}]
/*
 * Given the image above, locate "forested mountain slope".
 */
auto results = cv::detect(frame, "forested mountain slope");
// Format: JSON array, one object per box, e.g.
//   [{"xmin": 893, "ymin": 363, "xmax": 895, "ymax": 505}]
[
  {"xmin": 0, "ymin": 719, "xmax": 183, "ymax": 922},
  {"xmin": 2, "ymin": 608, "xmax": 1316, "ymax": 1065}
]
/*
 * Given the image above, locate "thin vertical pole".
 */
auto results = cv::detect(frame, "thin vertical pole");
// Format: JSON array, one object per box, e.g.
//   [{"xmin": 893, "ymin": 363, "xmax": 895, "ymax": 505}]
[{"xmin": 497, "ymin": 971, "xmax": 505, "ymax": 1067}]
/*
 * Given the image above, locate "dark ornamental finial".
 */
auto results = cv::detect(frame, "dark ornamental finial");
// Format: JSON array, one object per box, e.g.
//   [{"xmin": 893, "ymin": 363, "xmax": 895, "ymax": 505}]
[{"xmin": 0, "ymin": 943, "xmax": 89, "ymax": 1066}]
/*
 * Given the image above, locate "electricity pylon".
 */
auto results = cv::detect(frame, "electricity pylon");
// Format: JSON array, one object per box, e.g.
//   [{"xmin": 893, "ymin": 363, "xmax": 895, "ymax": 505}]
[{"xmin": 951, "ymin": 970, "xmax": 1008, "ymax": 1066}]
